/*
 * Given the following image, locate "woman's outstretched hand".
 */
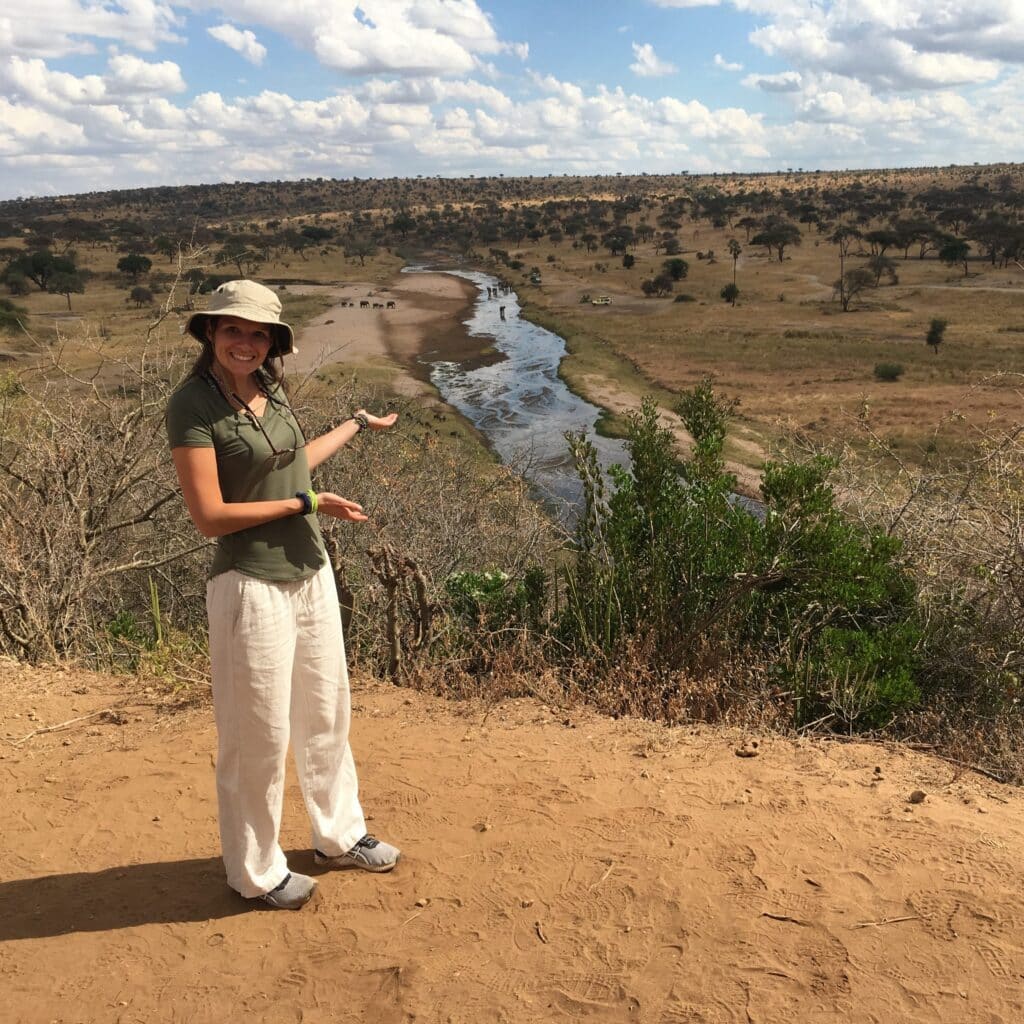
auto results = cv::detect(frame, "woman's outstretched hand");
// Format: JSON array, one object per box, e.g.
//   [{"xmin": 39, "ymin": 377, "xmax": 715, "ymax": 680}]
[
  {"xmin": 356, "ymin": 409, "xmax": 398, "ymax": 431},
  {"xmin": 317, "ymin": 493, "xmax": 369, "ymax": 522}
]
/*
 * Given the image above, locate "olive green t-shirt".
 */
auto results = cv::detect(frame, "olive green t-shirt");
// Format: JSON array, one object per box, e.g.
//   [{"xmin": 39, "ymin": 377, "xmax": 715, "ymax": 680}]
[{"xmin": 166, "ymin": 374, "xmax": 326, "ymax": 581}]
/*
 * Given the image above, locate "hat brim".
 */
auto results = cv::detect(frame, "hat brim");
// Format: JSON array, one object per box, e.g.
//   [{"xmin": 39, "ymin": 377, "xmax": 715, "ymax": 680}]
[{"xmin": 184, "ymin": 310, "xmax": 296, "ymax": 358}]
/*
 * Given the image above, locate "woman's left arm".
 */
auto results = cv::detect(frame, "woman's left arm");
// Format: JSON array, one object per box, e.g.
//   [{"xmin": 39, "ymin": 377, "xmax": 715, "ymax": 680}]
[{"xmin": 305, "ymin": 408, "xmax": 398, "ymax": 470}]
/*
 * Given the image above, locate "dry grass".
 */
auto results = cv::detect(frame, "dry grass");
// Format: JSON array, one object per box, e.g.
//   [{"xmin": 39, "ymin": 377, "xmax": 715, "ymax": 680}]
[{"xmin": 491, "ymin": 226, "xmax": 1024, "ymax": 471}]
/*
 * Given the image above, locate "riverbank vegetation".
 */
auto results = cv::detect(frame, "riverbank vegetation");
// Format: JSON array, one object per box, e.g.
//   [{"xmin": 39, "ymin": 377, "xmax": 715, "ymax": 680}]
[{"xmin": 1, "ymin": 166, "xmax": 1023, "ymax": 780}]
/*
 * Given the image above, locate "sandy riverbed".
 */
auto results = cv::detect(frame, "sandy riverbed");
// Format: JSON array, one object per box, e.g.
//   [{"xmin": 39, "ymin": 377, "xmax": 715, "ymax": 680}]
[{"xmin": 285, "ymin": 272, "xmax": 478, "ymax": 398}]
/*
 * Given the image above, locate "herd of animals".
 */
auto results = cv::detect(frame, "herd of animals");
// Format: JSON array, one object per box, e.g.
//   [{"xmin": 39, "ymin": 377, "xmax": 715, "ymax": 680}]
[{"xmin": 336, "ymin": 299, "xmax": 397, "ymax": 308}]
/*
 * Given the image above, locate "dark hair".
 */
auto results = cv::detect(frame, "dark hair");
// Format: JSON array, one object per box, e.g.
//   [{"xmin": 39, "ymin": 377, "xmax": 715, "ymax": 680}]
[{"xmin": 186, "ymin": 315, "xmax": 286, "ymax": 392}]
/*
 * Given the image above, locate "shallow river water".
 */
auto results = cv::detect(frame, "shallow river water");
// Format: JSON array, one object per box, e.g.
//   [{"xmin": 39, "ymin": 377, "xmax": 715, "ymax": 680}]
[{"xmin": 409, "ymin": 267, "xmax": 629, "ymax": 516}]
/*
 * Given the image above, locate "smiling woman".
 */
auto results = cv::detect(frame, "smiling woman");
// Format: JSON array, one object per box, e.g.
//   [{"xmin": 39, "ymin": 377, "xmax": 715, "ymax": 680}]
[{"xmin": 165, "ymin": 279, "xmax": 402, "ymax": 910}]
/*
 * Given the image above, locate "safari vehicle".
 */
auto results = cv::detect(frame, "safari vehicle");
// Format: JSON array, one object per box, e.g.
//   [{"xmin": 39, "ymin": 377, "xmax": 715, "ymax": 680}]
[{"xmin": 591, "ymin": 295, "xmax": 612, "ymax": 305}]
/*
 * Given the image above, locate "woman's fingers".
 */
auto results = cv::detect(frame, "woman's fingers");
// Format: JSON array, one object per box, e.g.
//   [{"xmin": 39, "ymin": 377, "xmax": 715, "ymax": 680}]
[
  {"xmin": 371, "ymin": 412, "xmax": 399, "ymax": 430},
  {"xmin": 317, "ymin": 492, "xmax": 369, "ymax": 521},
  {"xmin": 355, "ymin": 408, "xmax": 399, "ymax": 431}
]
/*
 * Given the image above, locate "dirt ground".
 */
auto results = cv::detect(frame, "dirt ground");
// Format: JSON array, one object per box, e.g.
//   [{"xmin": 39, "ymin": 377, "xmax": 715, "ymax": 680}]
[{"xmin": 2, "ymin": 660, "xmax": 1022, "ymax": 1024}]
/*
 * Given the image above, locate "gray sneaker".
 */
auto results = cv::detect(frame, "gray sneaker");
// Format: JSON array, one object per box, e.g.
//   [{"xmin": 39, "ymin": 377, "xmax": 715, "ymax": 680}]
[
  {"xmin": 315, "ymin": 835, "xmax": 401, "ymax": 873},
  {"xmin": 260, "ymin": 871, "xmax": 318, "ymax": 910}
]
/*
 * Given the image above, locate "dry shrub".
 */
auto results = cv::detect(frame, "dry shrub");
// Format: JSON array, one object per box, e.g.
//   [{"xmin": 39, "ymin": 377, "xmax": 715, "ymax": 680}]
[
  {"xmin": 303, "ymin": 383, "xmax": 560, "ymax": 677},
  {"xmin": 0, "ymin": 325, "xmax": 208, "ymax": 662},
  {"xmin": 821, "ymin": 378, "xmax": 1024, "ymax": 780},
  {"xmin": 554, "ymin": 634, "xmax": 789, "ymax": 732}
]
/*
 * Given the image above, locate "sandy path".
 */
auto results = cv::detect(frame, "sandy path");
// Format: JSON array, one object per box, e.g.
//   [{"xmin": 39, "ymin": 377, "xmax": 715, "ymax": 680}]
[{"xmin": 2, "ymin": 662, "xmax": 1023, "ymax": 1023}]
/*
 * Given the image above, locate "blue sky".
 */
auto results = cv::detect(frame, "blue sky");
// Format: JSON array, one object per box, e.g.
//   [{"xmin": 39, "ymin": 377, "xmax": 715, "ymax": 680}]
[{"xmin": 2, "ymin": 1, "xmax": 1024, "ymax": 199}]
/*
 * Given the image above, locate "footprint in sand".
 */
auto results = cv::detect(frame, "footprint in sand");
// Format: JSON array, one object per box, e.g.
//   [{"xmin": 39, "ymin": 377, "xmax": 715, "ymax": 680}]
[
  {"xmin": 867, "ymin": 844, "xmax": 903, "ymax": 870},
  {"xmin": 974, "ymin": 941, "xmax": 1022, "ymax": 983},
  {"xmin": 547, "ymin": 972, "xmax": 632, "ymax": 1018},
  {"xmin": 908, "ymin": 889, "xmax": 1004, "ymax": 944}
]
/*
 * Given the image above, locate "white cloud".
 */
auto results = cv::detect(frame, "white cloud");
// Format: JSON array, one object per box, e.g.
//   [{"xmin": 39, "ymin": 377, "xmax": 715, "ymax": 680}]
[
  {"xmin": 0, "ymin": 1, "xmax": 181, "ymax": 59},
  {"xmin": 630, "ymin": 42, "xmax": 677, "ymax": 78},
  {"xmin": 107, "ymin": 54, "xmax": 186, "ymax": 93},
  {"xmin": 743, "ymin": 70, "xmax": 802, "ymax": 92},
  {"xmin": 1, "ymin": 57, "xmax": 105, "ymax": 107},
  {"xmin": 360, "ymin": 76, "xmax": 514, "ymax": 113},
  {"xmin": 652, "ymin": 1, "xmax": 1023, "ymax": 90},
  {"xmin": 196, "ymin": 0, "xmax": 519, "ymax": 76},
  {"xmin": 207, "ymin": 24, "xmax": 267, "ymax": 66},
  {"xmin": 6, "ymin": 0, "xmax": 1024, "ymax": 196}
]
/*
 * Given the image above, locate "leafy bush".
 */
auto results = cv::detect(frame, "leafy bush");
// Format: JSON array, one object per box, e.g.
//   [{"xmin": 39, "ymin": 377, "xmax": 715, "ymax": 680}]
[
  {"xmin": 673, "ymin": 293, "xmax": 696, "ymax": 303},
  {"xmin": 560, "ymin": 381, "xmax": 921, "ymax": 729},
  {"xmin": 873, "ymin": 362, "xmax": 904, "ymax": 381},
  {"xmin": 446, "ymin": 567, "xmax": 546, "ymax": 632}
]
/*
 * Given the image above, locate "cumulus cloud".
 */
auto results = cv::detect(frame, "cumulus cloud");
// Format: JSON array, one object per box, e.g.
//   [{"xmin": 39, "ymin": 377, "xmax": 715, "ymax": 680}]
[
  {"xmin": 0, "ymin": 1, "xmax": 181, "ymax": 58},
  {"xmin": 714, "ymin": 54, "xmax": 743, "ymax": 72},
  {"xmin": 197, "ymin": 0, "xmax": 518, "ymax": 76},
  {"xmin": 107, "ymin": 54, "xmax": 186, "ymax": 93},
  {"xmin": 651, "ymin": 1, "xmax": 1023, "ymax": 91},
  {"xmin": 743, "ymin": 70, "xmax": 802, "ymax": 92},
  {"xmin": 630, "ymin": 42, "xmax": 677, "ymax": 78},
  {"xmin": 207, "ymin": 24, "xmax": 267, "ymax": 65},
  {"xmin": 6, "ymin": 0, "xmax": 1024, "ymax": 196},
  {"xmin": 360, "ymin": 75, "xmax": 514, "ymax": 113}
]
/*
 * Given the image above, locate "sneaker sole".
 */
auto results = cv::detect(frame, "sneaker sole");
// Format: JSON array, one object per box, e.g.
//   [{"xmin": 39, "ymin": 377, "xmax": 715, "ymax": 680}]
[
  {"xmin": 314, "ymin": 854, "xmax": 400, "ymax": 873},
  {"xmin": 259, "ymin": 883, "xmax": 319, "ymax": 910}
]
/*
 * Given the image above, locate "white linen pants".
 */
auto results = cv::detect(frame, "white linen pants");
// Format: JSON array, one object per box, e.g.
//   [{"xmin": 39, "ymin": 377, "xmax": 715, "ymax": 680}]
[{"xmin": 207, "ymin": 562, "xmax": 367, "ymax": 898}]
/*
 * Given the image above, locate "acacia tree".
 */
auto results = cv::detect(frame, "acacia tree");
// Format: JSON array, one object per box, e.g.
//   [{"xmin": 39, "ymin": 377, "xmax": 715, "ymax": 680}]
[
  {"xmin": 939, "ymin": 237, "xmax": 971, "ymax": 277},
  {"xmin": 116, "ymin": 253, "xmax": 152, "ymax": 282},
  {"xmin": 3, "ymin": 250, "xmax": 77, "ymax": 292},
  {"xmin": 662, "ymin": 258, "xmax": 688, "ymax": 281},
  {"xmin": 867, "ymin": 254, "xmax": 898, "ymax": 286},
  {"xmin": 834, "ymin": 267, "xmax": 875, "ymax": 312},
  {"xmin": 48, "ymin": 271, "xmax": 86, "ymax": 310},
  {"xmin": 344, "ymin": 235, "xmax": 377, "ymax": 266},
  {"xmin": 751, "ymin": 219, "xmax": 801, "ymax": 262},
  {"xmin": 130, "ymin": 286, "xmax": 154, "ymax": 307},
  {"xmin": 829, "ymin": 224, "xmax": 861, "ymax": 258},
  {"xmin": 926, "ymin": 318, "xmax": 948, "ymax": 355},
  {"xmin": 219, "ymin": 240, "xmax": 261, "ymax": 277}
]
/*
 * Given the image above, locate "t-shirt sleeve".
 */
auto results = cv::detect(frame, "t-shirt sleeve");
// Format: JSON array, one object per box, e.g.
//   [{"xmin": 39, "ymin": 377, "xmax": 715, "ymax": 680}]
[{"xmin": 166, "ymin": 385, "xmax": 215, "ymax": 448}]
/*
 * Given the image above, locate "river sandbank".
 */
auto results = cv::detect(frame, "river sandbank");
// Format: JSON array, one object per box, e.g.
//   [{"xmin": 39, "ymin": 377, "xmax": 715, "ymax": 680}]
[{"xmin": 286, "ymin": 272, "xmax": 480, "ymax": 399}]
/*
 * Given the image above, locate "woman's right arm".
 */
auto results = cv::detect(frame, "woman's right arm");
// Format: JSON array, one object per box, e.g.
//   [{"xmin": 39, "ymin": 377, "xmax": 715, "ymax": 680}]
[
  {"xmin": 172, "ymin": 446, "xmax": 304, "ymax": 538},
  {"xmin": 171, "ymin": 447, "xmax": 369, "ymax": 538}
]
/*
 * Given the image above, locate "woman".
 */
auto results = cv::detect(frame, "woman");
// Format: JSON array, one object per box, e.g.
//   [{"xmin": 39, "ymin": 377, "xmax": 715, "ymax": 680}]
[{"xmin": 166, "ymin": 279, "xmax": 400, "ymax": 910}]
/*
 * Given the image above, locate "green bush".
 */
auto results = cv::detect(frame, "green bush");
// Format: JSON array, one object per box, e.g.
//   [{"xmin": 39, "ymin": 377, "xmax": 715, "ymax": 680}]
[
  {"xmin": 560, "ymin": 381, "xmax": 921, "ymax": 730},
  {"xmin": 673, "ymin": 293, "xmax": 696, "ymax": 303},
  {"xmin": 799, "ymin": 624, "xmax": 921, "ymax": 730},
  {"xmin": 873, "ymin": 362, "xmax": 904, "ymax": 381},
  {"xmin": 445, "ymin": 567, "xmax": 546, "ymax": 632}
]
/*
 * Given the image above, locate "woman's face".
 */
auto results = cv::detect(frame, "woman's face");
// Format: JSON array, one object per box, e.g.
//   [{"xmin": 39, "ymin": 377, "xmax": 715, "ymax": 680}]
[{"xmin": 210, "ymin": 315, "xmax": 274, "ymax": 380}]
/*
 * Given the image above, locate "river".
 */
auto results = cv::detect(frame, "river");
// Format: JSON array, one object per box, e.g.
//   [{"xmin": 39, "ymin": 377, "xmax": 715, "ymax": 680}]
[{"xmin": 408, "ymin": 267, "xmax": 629, "ymax": 517}]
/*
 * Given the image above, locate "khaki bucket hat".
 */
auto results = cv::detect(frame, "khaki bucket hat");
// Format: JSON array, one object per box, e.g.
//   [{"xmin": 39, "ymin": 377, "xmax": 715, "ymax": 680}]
[{"xmin": 184, "ymin": 279, "xmax": 296, "ymax": 357}]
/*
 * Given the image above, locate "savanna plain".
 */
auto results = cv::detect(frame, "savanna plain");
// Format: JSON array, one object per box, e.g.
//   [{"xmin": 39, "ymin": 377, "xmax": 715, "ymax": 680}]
[{"xmin": 1, "ymin": 167, "xmax": 1023, "ymax": 1022}]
